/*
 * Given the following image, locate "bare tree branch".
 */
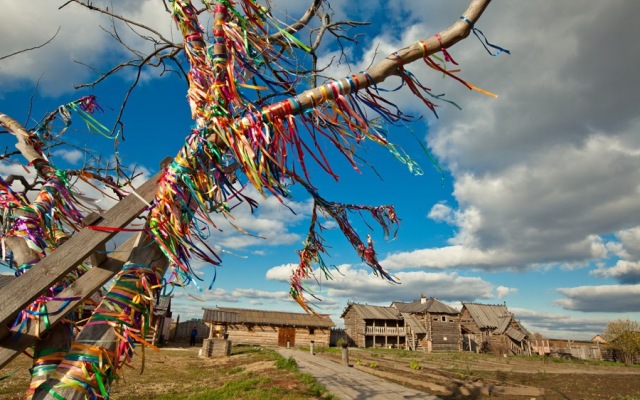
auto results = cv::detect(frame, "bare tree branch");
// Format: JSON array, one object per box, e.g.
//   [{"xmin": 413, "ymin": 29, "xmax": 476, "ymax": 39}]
[{"xmin": 0, "ymin": 28, "xmax": 60, "ymax": 61}]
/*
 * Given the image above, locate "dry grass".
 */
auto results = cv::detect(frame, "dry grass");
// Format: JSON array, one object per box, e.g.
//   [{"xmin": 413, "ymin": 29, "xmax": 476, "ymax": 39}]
[{"xmin": 0, "ymin": 345, "xmax": 333, "ymax": 400}]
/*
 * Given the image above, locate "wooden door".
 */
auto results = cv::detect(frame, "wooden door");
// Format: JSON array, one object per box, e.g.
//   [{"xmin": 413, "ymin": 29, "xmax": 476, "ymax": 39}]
[{"xmin": 278, "ymin": 327, "xmax": 296, "ymax": 347}]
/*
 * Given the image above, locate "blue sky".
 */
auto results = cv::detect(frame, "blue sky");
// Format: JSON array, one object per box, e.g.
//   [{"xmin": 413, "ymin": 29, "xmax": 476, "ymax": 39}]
[{"xmin": 1, "ymin": 1, "xmax": 640, "ymax": 340}]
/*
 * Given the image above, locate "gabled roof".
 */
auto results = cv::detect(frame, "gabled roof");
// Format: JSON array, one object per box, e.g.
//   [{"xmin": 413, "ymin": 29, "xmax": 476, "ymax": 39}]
[
  {"xmin": 462, "ymin": 302, "xmax": 512, "ymax": 330},
  {"xmin": 340, "ymin": 303, "xmax": 402, "ymax": 320},
  {"xmin": 203, "ymin": 307, "xmax": 335, "ymax": 328},
  {"xmin": 401, "ymin": 313, "xmax": 427, "ymax": 334},
  {"xmin": 392, "ymin": 297, "xmax": 459, "ymax": 315}
]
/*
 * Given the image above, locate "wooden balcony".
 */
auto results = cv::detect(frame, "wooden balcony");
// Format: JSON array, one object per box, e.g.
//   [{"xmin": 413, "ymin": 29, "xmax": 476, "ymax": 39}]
[{"xmin": 364, "ymin": 326, "xmax": 405, "ymax": 335}]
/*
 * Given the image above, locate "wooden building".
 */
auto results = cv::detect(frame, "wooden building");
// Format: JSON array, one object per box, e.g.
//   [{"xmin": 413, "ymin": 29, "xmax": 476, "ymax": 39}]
[
  {"xmin": 151, "ymin": 295, "xmax": 172, "ymax": 345},
  {"xmin": 460, "ymin": 302, "xmax": 530, "ymax": 355},
  {"xmin": 202, "ymin": 307, "xmax": 334, "ymax": 347},
  {"xmin": 341, "ymin": 303, "xmax": 406, "ymax": 348},
  {"xmin": 392, "ymin": 295, "xmax": 461, "ymax": 352}
]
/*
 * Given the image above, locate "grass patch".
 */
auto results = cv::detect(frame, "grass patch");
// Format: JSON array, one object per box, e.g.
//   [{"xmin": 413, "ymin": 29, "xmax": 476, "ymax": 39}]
[
  {"xmin": 0, "ymin": 346, "xmax": 335, "ymax": 400},
  {"xmin": 276, "ymin": 356, "xmax": 298, "ymax": 372},
  {"xmin": 408, "ymin": 361, "xmax": 421, "ymax": 370}
]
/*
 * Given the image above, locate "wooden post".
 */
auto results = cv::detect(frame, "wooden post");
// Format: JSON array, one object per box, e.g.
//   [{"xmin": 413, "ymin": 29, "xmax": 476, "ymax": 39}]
[
  {"xmin": 0, "ymin": 233, "xmax": 140, "ymax": 369},
  {"xmin": 0, "ymin": 168, "xmax": 163, "ymax": 336},
  {"xmin": 309, "ymin": 340, "xmax": 314, "ymax": 355},
  {"xmin": 32, "ymin": 233, "xmax": 168, "ymax": 400},
  {"xmin": 341, "ymin": 344, "xmax": 349, "ymax": 366}
]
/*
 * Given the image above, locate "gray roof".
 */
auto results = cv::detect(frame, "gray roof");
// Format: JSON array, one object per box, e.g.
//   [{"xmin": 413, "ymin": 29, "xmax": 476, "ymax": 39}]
[
  {"xmin": 153, "ymin": 295, "xmax": 172, "ymax": 316},
  {"xmin": 204, "ymin": 307, "xmax": 335, "ymax": 328},
  {"xmin": 505, "ymin": 326, "xmax": 527, "ymax": 342},
  {"xmin": 402, "ymin": 312, "xmax": 427, "ymax": 334},
  {"xmin": 462, "ymin": 302, "xmax": 529, "ymax": 342},
  {"xmin": 392, "ymin": 297, "xmax": 459, "ymax": 315},
  {"xmin": 202, "ymin": 308, "xmax": 240, "ymax": 324},
  {"xmin": 462, "ymin": 302, "xmax": 512, "ymax": 330},
  {"xmin": 341, "ymin": 303, "xmax": 402, "ymax": 320}
]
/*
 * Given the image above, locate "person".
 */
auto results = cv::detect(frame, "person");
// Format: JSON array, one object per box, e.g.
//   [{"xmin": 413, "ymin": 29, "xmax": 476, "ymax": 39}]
[{"xmin": 190, "ymin": 327, "xmax": 197, "ymax": 346}]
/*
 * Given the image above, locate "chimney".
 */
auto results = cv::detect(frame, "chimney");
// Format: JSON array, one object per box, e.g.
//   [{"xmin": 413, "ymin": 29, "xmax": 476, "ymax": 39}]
[{"xmin": 420, "ymin": 293, "xmax": 427, "ymax": 304}]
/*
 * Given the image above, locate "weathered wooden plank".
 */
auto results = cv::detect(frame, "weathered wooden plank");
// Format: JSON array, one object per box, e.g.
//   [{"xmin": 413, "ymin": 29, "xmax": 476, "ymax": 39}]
[
  {"xmin": 0, "ymin": 165, "xmax": 165, "ymax": 335},
  {"xmin": 32, "ymin": 234, "xmax": 169, "ymax": 400},
  {"xmin": 0, "ymin": 234, "xmax": 139, "ymax": 369}
]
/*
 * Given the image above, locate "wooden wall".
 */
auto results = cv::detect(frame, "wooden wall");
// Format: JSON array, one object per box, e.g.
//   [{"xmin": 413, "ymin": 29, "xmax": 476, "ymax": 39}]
[
  {"xmin": 459, "ymin": 308, "xmax": 481, "ymax": 334},
  {"xmin": 427, "ymin": 313, "xmax": 461, "ymax": 351},
  {"xmin": 226, "ymin": 324, "xmax": 330, "ymax": 347},
  {"xmin": 343, "ymin": 308, "xmax": 365, "ymax": 347}
]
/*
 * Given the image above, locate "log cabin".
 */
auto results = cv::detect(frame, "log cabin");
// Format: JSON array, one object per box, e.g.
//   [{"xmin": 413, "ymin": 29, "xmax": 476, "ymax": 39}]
[
  {"xmin": 391, "ymin": 294, "xmax": 461, "ymax": 352},
  {"xmin": 202, "ymin": 307, "xmax": 335, "ymax": 347},
  {"xmin": 460, "ymin": 302, "xmax": 530, "ymax": 355},
  {"xmin": 341, "ymin": 303, "xmax": 406, "ymax": 348}
]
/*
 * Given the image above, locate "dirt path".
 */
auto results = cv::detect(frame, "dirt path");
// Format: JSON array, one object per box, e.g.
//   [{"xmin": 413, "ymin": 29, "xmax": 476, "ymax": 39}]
[{"xmin": 276, "ymin": 348, "xmax": 441, "ymax": 400}]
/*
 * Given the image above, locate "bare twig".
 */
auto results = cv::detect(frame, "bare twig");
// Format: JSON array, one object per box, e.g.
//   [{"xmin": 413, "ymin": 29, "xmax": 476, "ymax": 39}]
[{"xmin": 0, "ymin": 28, "xmax": 60, "ymax": 61}]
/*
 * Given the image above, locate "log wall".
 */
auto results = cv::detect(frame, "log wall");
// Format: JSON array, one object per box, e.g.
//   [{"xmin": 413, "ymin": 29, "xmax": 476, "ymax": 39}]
[
  {"xmin": 343, "ymin": 308, "xmax": 365, "ymax": 347},
  {"xmin": 427, "ymin": 313, "xmax": 462, "ymax": 351},
  {"xmin": 226, "ymin": 324, "xmax": 330, "ymax": 347}
]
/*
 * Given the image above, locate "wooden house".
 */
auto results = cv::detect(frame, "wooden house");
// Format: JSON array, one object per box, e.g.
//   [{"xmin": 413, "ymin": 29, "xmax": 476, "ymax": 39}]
[
  {"xmin": 202, "ymin": 307, "xmax": 334, "ymax": 347},
  {"xmin": 460, "ymin": 302, "xmax": 530, "ymax": 355},
  {"xmin": 392, "ymin": 295, "xmax": 461, "ymax": 352},
  {"xmin": 341, "ymin": 303, "xmax": 406, "ymax": 348},
  {"xmin": 151, "ymin": 295, "xmax": 172, "ymax": 345}
]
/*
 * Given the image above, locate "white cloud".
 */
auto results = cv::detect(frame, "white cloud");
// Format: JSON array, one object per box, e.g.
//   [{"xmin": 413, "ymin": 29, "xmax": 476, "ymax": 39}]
[
  {"xmin": 204, "ymin": 186, "xmax": 312, "ymax": 250},
  {"xmin": 496, "ymin": 285, "xmax": 517, "ymax": 299},
  {"xmin": 556, "ymin": 285, "xmax": 640, "ymax": 313},
  {"xmin": 266, "ymin": 263, "xmax": 495, "ymax": 303},
  {"xmin": 0, "ymin": 1, "xmax": 177, "ymax": 97},
  {"xmin": 370, "ymin": 2, "xmax": 640, "ymax": 273},
  {"xmin": 231, "ymin": 288, "xmax": 290, "ymax": 301},
  {"xmin": 616, "ymin": 227, "xmax": 640, "ymax": 260},
  {"xmin": 52, "ymin": 149, "xmax": 84, "ymax": 165},
  {"xmin": 427, "ymin": 202, "xmax": 453, "ymax": 223},
  {"xmin": 591, "ymin": 261, "xmax": 640, "ymax": 284},
  {"xmin": 511, "ymin": 307, "xmax": 609, "ymax": 340},
  {"xmin": 265, "ymin": 263, "xmax": 297, "ymax": 281}
]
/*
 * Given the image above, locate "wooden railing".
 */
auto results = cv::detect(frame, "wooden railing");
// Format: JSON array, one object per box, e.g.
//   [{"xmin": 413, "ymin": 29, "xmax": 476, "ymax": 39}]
[{"xmin": 365, "ymin": 326, "xmax": 405, "ymax": 335}]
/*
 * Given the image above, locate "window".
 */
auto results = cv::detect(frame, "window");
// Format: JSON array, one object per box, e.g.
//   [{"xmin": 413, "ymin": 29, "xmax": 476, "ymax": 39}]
[
  {"xmin": 441, "ymin": 316, "xmax": 446, "ymax": 322},
  {"xmin": 309, "ymin": 327, "xmax": 315, "ymax": 335},
  {"xmin": 247, "ymin": 324, "xmax": 254, "ymax": 332}
]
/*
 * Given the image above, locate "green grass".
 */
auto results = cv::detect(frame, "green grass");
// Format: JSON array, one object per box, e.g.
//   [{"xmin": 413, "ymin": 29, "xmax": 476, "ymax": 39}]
[
  {"xmin": 276, "ymin": 356, "xmax": 299, "ymax": 372},
  {"xmin": 408, "ymin": 361, "xmax": 421, "ymax": 370},
  {"xmin": 0, "ymin": 346, "xmax": 336, "ymax": 400}
]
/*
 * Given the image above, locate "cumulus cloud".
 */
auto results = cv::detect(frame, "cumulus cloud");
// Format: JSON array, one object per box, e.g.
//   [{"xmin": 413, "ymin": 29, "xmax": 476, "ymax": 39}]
[
  {"xmin": 511, "ymin": 307, "xmax": 609, "ymax": 340},
  {"xmin": 204, "ymin": 187, "xmax": 312, "ymax": 250},
  {"xmin": 496, "ymin": 286, "xmax": 517, "ymax": 299},
  {"xmin": 0, "ymin": 1, "xmax": 179, "ymax": 96},
  {"xmin": 555, "ymin": 285, "xmax": 640, "ymax": 313},
  {"xmin": 591, "ymin": 261, "xmax": 640, "ymax": 284},
  {"xmin": 329, "ymin": 1, "xmax": 640, "ymax": 277},
  {"xmin": 266, "ymin": 263, "xmax": 496, "ymax": 303},
  {"xmin": 52, "ymin": 149, "xmax": 84, "ymax": 165},
  {"xmin": 616, "ymin": 227, "xmax": 640, "ymax": 260}
]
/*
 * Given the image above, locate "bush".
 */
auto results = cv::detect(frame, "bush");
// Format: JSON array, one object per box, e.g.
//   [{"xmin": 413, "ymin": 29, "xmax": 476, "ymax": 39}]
[{"xmin": 409, "ymin": 361, "xmax": 421, "ymax": 370}]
